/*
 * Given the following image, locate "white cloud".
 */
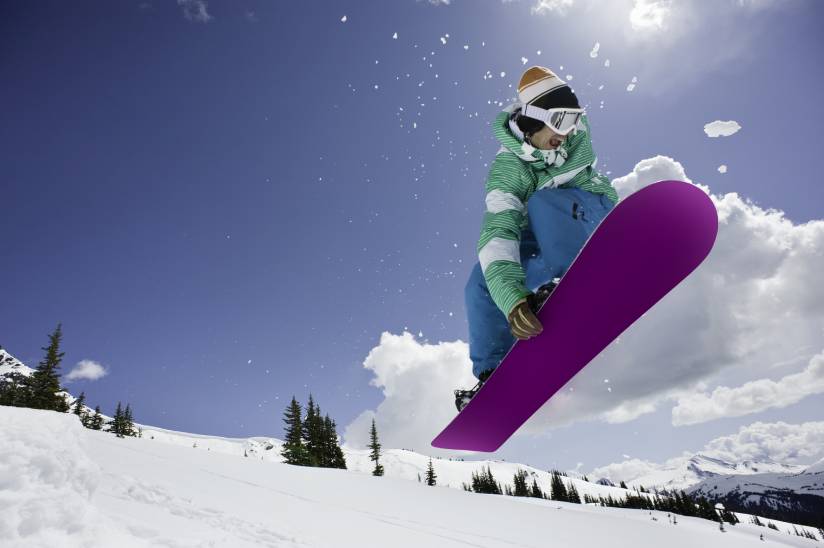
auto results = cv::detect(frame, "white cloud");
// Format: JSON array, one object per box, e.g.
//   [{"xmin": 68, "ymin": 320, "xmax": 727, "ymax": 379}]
[
  {"xmin": 672, "ymin": 351, "xmax": 824, "ymax": 425},
  {"xmin": 703, "ymin": 420, "xmax": 824, "ymax": 464},
  {"xmin": 66, "ymin": 360, "xmax": 108, "ymax": 382},
  {"xmin": 177, "ymin": 0, "xmax": 212, "ymax": 23},
  {"xmin": 704, "ymin": 120, "xmax": 742, "ymax": 138},
  {"xmin": 532, "ymin": 0, "xmax": 575, "ymax": 16},
  {"xmin": 342, "ymin": 332, "xmax": 473, "ymax": 454},
  {"xmin": 347, "ymin": 155, "xmax": 824, "ymax": 449},
  {"xmin": 629, "ymin": 0, "xmax": 672, "ymax": 31},
  {"xmin": 592, "ymin": 421, "xmax": 824, "ymax": 483}
]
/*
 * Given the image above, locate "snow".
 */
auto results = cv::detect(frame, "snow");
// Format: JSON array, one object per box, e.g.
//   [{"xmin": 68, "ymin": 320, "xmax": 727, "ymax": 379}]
[
  {"xmin": 2, "ymin": 406, "xmax": 819, "ymax": 547},
  {"xmin": 0, "ymin": 348, "xmax": 34, "ymax": 378},
  {"xmin": 719, "ymin": 164, "xmax": 728, "ymax": 173},
  {"xmin": 803, "ymin": 457, "xmax": 824, "ymax": 474}
]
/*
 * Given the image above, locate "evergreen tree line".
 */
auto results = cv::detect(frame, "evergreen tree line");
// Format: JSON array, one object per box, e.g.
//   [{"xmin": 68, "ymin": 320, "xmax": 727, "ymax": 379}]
[
  {"xmin": 750, "ymin": 515, "xmax": 823, "ymax": 540},
  {"xmin": 459, "ymin": 466, "xmax": 746, "ymax": 528},
  {"xmin": 582, "ymin": 488, "xmax": 740, "ymax": 525},
  {"xmin": 705, "ymin": 490, "xmax": 824, "ymax": 530},
  {"xmin": 0, "ymin": 325, "xmax": 139, "ymax": 439},
  {"xmin": 280, "ymin": 394, "xmax": 346, "ymax": 469}
]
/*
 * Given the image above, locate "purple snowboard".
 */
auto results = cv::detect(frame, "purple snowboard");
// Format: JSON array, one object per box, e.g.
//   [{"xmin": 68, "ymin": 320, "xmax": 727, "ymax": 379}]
[{"xmin": 432, "ymin": 180, "xmax": 718, "ymax": 452}]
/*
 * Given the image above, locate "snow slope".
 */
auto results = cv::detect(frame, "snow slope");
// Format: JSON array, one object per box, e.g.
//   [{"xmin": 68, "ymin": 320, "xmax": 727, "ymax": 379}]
[{"xmin": 2, "ymin": 406, "xmax": 820, "ymax": 548}]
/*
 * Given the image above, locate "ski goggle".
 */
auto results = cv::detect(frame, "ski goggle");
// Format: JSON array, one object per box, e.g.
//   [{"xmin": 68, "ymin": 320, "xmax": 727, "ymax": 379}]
[{"xmin": 521, "ymin": 104, "xmax": 585, "ymax": 136}]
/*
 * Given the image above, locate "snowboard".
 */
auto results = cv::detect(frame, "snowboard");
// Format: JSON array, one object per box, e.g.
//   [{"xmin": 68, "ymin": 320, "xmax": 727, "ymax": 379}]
[{"xmin": 431, "ymin": 180, "xmax": 718, "ymax": 452}]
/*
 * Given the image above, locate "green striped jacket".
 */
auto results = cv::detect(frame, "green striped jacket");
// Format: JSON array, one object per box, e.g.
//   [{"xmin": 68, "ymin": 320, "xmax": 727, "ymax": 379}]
[{"xmin": 477, "ymin": 103, "xmax": 618, "ymax": 317}]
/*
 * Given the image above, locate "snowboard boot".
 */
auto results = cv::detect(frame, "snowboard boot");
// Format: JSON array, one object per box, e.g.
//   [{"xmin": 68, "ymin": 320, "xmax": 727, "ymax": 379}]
[
  {"xmin": 529, "ymin": 280, "xmax": 558, "ymax": 314},
  {"xmin": 453, "ymin": 282, "xmax": 558, "ymax": 413},
  {"xmin": 454, "ymin": 368, "xmax": 494, "ymax": 412}
]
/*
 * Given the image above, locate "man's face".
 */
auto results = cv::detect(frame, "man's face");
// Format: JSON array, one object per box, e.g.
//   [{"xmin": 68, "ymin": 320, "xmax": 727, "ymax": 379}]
[{"xmin": 529, "ymin": 125, "xmax": 567, "ymax": 150}]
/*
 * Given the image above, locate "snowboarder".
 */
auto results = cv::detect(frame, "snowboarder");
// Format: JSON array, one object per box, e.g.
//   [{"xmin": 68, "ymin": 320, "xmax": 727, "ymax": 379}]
[{"xmin": 456, "ymin": 66, "xmax": 619, "ymax": 411}]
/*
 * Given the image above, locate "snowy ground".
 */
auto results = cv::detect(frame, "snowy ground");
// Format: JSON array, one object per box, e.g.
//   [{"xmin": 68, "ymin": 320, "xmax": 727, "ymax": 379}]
[{"xmin": 1, "ymin": 406, "xmax": 819, "ymax": 548}]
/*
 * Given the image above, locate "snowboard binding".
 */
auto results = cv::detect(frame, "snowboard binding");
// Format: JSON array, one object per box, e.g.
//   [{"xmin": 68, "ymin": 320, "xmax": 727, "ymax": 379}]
[{"xmin": 454, "ymin": 281, "xmax": 558, "ymax": 413}]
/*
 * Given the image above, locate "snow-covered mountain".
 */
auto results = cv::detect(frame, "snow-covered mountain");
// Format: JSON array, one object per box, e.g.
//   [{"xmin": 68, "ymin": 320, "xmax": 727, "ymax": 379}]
[
  {"xmin": 685, "ymin": 461, "xmax": 824, "ymax": 529},
  {"xmin": 0, "ymin": 346, "xmax": 34, "ymax": 379},
  {"xmin": 605, "ymin": 453, "xmax": 807, "ymax": 494},
  {"xmin": 3, "ymin": 405, "xmax": 821, "ymax": 548}
]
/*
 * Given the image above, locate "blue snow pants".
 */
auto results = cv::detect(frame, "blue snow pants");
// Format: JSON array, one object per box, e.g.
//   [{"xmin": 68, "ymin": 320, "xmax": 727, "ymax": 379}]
[{"xmin": 465, "ymin": 187, "xmax": 615, "ymax": 379}]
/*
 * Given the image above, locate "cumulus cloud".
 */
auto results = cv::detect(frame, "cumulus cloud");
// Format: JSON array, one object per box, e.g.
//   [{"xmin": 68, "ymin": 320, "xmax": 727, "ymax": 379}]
[
  {"xmin": 66, "ymin": 360, "xmax": 108, "ymax": 382},
  {"xmin": 672, "ymin": 351, "xmax": 824, "ymax": 425},
  {"xmin": 342, "ymin": 332, "xmax": 473, "ymax": 453},
  {"xmin": 346, "ymin": 155, "xmax": 824, "ymax": 450},
  {"xmin": 704, "ymin": 120, "xmax": 742, "ymax": 137},
  {"xmin": 592, "ymin": 421, "xmax": 824, "ymax": 484}
]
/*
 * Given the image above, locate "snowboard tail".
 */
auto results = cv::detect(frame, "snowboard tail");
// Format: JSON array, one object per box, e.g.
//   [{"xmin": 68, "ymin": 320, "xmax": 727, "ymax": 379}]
[{"xmin": 432, "ymin": 180, "xmax": 718, "ymax": 452}]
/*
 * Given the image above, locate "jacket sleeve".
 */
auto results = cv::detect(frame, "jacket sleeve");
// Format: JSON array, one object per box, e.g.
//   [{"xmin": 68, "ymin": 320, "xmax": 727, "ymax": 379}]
[
  {"xmin": 552, "ymin": 116, "xmax": 619, "ymax": 203},
  {"xmin": 476, "ymin": 152, "xmax": 533, "ymax": 317}
]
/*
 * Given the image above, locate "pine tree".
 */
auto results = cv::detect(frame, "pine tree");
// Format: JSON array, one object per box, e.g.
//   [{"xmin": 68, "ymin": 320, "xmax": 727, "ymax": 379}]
[
  {"xmin": 123, "ymin": 404, "xmax": 135, "ymax": 437},
  {"xmin": 567, "ymin": 482, "xmax": 582, "ymax": 504},
  {"xmin": 110, "ymin": 401, "xmax": 124, "ymax": 437},
  {"xmin": 281, "ymin": 396, "xmax": 309, "ymax": 465},
  {"xmin": 325, "ymin": 416, "xmax": 347, "ymax": 469},
  {"xmin": 620, "ymin": 480, "xmax": 628, "ymax": 489},
  {"xmin": 27, "ymin": 324, "xmax": 70, "ymax": 412},
  {"xmin": 368, "ymin": 418, "xmax": 384, "ymax": 476},
  {"xmin": 0, "ymin": 370, "xmax": 29, "ymax": 407},
  {"xmin": 72, "ymin": 392, "xmax": 86, "ymax": 416},
  {"xmin": 470, "ymin": 465, "xmax": 502, "ymax": 494},
  {"xmin": 89, "ymin": 406, "xmax": 104, "ymax": 430},
  {"xmin": 302, "ymin": 394, "xmax": 323, "ymax": 466},
  {"xmin": 425, "ymin": 457, "xmax": 437, "ymax": 486},
  {"xmin": 550, "ymin": 471, "xmax": 569, "ymax": 501},
  {"xmin": 512, "ymin": 469, "xmax": 530, "ymax": 497},
  {"xmin": 529, "ymin": 478, "xmax": 545, "ymax": 499}
]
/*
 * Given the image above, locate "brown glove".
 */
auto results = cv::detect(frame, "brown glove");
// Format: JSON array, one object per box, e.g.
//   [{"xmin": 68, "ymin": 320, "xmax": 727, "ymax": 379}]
[{"xmin": 507, "ymin": 296, "xmax": 543, "ymax": 340}]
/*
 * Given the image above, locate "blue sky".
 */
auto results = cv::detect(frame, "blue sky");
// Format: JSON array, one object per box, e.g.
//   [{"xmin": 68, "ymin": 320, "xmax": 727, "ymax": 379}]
[{"xmin": 2, "ymin": 0, "xmax": 823, "ymax": 474}]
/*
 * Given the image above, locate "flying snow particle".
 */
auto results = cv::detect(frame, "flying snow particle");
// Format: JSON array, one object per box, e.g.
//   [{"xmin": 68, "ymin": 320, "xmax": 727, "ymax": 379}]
[
  {"xmin": 393, "ymin": 32, "xmax": 398, "ymax": 39},
  {"xmin": 521, "ymin": 57, "xmax": 528, "ymax": 65},
  {"xmin": 440, "ymin": 36, "xmax": 447, "ymax": 45},
  {"xmin": 340, "ymin": 15, "xmax": 347, "ymax": 23},
  {"xmin": 598, "ymin": 84, "xmax": 604, "ymax": 90},
  {"xmin": 626, "ymin": 76, "xmax": 637, "ymax": 92},
  {"xmin": 500, "ymin": 71, "xmax": 506, "ymax": 78},
  {"xmin": 464, "ymin": 45, "xmax": 469, "ymax": 50},
  {"xmin": 718, "ymin": 165, "xmax": 728, "ymax": 173},
  {"xmin": 536, "ymin": 49, "xmax": 542, "ymax": 55},
  {"xmin": 590, "ymin": 42, "xmax": 600, "ymax": 58},
  {"xmin": 566, "ymin": 74, "xmax": 574, "ymax": 81},
  {"xmin": 248, "ymin": 359, "xmax": 252, "ymax": 364},
  {"xmin": 604, "ymin": 59, "xmax": 611, "ymax": 67}
]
